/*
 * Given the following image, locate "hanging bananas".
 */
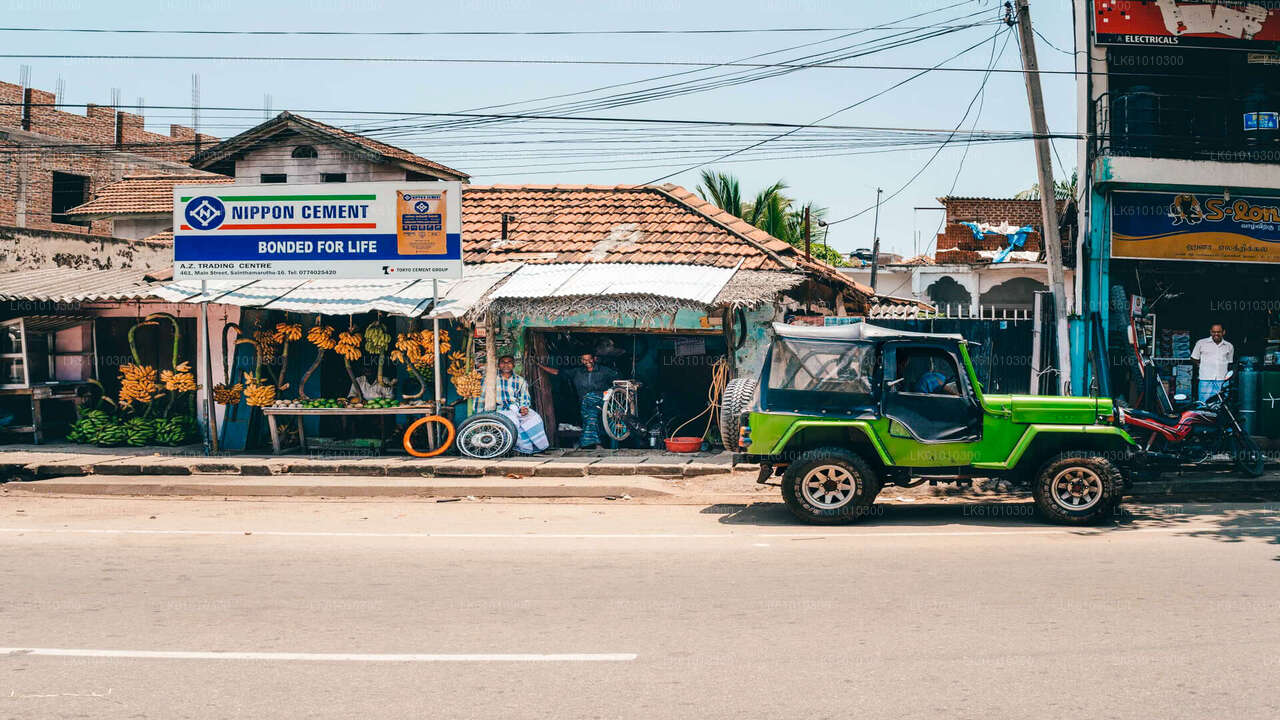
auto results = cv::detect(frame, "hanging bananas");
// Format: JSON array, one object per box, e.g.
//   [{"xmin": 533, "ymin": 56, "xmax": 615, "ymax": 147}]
[{"xmin": 243, "ymin": 372, "xmax": 277, "ymax": 407}]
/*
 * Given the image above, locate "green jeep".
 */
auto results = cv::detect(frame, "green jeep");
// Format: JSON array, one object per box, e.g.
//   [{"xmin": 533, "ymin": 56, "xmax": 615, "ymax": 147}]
[{"xmin": 723, "ymin": 322, "xmax": 1136, "ymax": 525}]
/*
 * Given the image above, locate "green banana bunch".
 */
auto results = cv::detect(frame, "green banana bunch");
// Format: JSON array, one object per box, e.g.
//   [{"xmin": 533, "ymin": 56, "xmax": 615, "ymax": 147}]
[
  {"xmin": 155, "ymin": 415, "xmax": 198, "ymax": 446},
  {"xmin": 67, "ymin": 408, "xmax": 115, "ymax": 444},
  {"xmin": 364, "ymin": 321, "xmax": 391, "ymax": 354},
  {"xmin": 124, "ymin": 417, "xmax": 156, "ymax": 447},
  {"xmin": 95, "ymin": 422, "xmax": 128, "ymax": 447}
]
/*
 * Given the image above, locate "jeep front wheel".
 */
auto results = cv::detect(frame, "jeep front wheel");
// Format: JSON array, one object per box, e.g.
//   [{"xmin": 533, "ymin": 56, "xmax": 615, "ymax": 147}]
[
  {"xmin": 782, "ymin": 448, "xmax": 881, "ymax": 525},
  {"xmin": 1031, "ymin": 452, "xmax": 1124, "ymax": 525}
]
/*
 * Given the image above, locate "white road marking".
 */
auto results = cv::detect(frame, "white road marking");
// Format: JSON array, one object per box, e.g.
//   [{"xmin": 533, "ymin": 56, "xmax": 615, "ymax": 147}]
[
  {"xmin": 1, "ymin": 648, "xmax": 636, "ymax": 663},
  {"xmin": 0, "ymin": 525, "xmax": 1274, "ymax": 539}
]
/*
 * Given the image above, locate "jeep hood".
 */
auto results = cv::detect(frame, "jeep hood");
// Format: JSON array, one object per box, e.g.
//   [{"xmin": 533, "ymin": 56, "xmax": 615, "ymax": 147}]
[{"xmin": 983, "ymin": 394, "xmax": 1114, "ymax": 425}]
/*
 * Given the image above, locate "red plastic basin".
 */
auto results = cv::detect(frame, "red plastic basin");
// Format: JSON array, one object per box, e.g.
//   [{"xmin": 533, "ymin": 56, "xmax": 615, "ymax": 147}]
[{"xmin": 664, "ymin": 436, "xmax": 703, "ymax": 453}]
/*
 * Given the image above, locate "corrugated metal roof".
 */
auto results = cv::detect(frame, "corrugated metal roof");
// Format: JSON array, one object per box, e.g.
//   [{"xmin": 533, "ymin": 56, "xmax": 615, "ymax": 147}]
[
  {"xmin": 489, "ymin": 262, "xmax": 737, "ymax": 304},
  {"xmin": 0, "ymin": 267, "xmax": 165, "ymax": 303},
  {"xmin": 151, "ymin": 262, "xmax": 521, "ymax": 318}
]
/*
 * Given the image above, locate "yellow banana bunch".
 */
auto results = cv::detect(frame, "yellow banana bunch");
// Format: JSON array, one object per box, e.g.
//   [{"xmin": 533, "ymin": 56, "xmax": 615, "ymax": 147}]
[
  {"xmin": 242, "ymin": 372, "xmax": 277, "ymax": 407},
  {"xmin": 118, "ymin": 364, "xmax": 161, "ymax": 407},
  {"xmin": 253, "ymin": 330, "xmax": 280, "ymax": 363},
  {"xmin": 273, "ymin": 322, "xmax": 303, "ymax": 343},
  {"xmin": 160, "ymin": 361, "xmax": 198, "ymax": 392},
  {"xmin": 307, "ymin": 324, "xmax": 337, "ymax": 350},
  {"xmin": 213, "ymin": 382, "xmax": 243, "ymax": 405},
  {"xmin": 452, "ymin": 369, "xmax": 483, "ymax": 398}
]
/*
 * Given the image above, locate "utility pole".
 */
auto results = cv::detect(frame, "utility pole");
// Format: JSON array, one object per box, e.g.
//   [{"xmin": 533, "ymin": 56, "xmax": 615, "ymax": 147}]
[
  {"xmin": 803, "ymin": 205, "xmax": 811, "ymax": 262},
  {"xmin": 869, "ymin": 187, "xmax": 883, "ymax": 291},
  {"xmin": 1014, "ymin": 0, "xmax": 1071, "ymax": 395}
]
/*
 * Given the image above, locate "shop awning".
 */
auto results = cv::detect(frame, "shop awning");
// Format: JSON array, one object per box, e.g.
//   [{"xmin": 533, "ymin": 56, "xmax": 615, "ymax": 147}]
[
  {"xmin": 149, "ymin": 262, "xmax": 522, "ymax": 318},
  {"xmin": 489, "ymin": 262, "xmax": 739, "ymax": 304},
  {"xmin": 0, "ymin": 267, "xmax": 166, "ymax": 303}
]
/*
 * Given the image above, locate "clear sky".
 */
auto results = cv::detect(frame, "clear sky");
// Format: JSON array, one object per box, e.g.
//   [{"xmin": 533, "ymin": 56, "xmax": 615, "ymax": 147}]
[{"xmin": 3, "ymin": 0, "xmax": 1079, "ymax": 259}]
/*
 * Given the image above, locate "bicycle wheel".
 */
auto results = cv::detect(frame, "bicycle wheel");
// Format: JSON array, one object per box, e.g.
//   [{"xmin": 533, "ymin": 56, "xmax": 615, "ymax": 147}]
[
  {"xmin": 455, "ymin": 412, "xmax": 517, "ymax": 459},
  {"xmin": 403, "ymin": 415, "xmax": 456, "ymax": 458},
  {"xmin": 601, "ymin": 388, "xmax": 633, "ymax": 442}
]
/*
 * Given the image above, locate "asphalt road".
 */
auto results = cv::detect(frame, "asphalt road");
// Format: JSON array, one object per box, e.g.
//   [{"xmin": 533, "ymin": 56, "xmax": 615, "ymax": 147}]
[{"xmin": 2, "ymin": 496, "xmax": 1279, "ymax": 719}]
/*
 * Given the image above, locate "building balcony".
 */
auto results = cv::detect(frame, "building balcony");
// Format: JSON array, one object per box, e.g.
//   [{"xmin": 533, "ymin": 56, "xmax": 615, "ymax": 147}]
[{"xmin": 1097, "ymin": 90, "xmax": 1280, "ymax": 166}]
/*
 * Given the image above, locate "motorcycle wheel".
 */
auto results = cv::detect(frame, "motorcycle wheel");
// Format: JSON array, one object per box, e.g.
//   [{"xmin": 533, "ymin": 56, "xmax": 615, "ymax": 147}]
[{"xmin": 1230, "ymin": 432, "xmax": 1266, "ymax": 478}]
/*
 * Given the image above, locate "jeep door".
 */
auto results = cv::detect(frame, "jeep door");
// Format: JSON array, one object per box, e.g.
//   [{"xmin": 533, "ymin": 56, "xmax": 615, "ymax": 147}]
[{"xmin": 880, "ymin": 342, "xmax": 981, "ymax": 444}]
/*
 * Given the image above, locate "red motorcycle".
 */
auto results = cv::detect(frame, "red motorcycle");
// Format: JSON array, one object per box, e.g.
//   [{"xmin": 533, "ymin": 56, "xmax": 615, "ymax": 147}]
[{"xmin": 1118, "ymin": 371, "xmax": 1266, "ymax": 478}]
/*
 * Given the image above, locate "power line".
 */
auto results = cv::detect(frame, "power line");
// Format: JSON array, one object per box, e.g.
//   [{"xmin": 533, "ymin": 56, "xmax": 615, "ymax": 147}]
[{"xmin": 0, "ymin": 24, "xmax": 992, "ymax": 37}]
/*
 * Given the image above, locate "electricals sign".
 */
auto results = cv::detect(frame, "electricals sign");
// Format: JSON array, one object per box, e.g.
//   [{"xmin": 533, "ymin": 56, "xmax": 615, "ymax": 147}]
[
  {"xmin": 172, "ymin": 182, "xmax": 462, "ymax": 280},
  {"xmin": 1094, "ymin": 0, "xmax": 1280, "ymax": 49},
  {"xmin": 1111, "ymin": 191, "xmax": 1280, "ymax": 264}
]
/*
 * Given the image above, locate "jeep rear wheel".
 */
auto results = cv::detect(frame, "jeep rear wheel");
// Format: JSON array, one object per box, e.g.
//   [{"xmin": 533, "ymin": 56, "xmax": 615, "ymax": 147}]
[
  {"xmin": 782, "ymin": 447, "xmax": 881, "ymax": 525},
  {"xmin": 1031, "ymin": 452, "xmax": 1124, "ymax": 525}
]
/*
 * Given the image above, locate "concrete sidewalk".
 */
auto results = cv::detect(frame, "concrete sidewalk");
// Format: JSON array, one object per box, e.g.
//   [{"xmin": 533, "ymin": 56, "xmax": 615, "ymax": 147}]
[{"xmin": 0, "ymin": 445, "xmax": 737, "ymax": 481}]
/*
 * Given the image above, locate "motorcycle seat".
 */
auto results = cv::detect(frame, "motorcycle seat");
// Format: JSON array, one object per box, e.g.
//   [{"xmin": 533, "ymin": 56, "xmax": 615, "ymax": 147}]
[{"xmin": 1126, "ymin": 408, "xmax": 1181, "ymax": 425}]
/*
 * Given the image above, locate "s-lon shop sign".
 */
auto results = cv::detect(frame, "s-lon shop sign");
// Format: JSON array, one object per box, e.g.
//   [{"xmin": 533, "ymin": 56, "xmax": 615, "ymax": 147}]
[
  {"xmin": 173, "ymin": 182, "xmax": 462, "ymax": 280},
  {"xmin": 1111, "ymin": 191, "xmax": 1280, "ymax": 264},
  {"xmin": 1094, "ymin": 0, "xmax": 1280, "ymax": 50}
]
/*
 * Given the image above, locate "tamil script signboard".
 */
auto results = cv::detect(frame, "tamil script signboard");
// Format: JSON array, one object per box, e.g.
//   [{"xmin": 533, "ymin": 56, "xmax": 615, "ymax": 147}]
[
  {"xmin": 173, "ymin": 182, "xmax": 462, "ymax": 280},
  {"xmin": 1111, "ymin": 190, "xmax": 1280, "ymax": 264},
  {"xmin": 1094, "ymin": 0, "xmax": 1280, "ymax": 50}
]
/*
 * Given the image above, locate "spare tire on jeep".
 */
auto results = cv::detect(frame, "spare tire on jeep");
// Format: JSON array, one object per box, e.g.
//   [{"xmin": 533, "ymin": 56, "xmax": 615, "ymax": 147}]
[
  {"xmin": 782, "ymin": 447, "xmax": 882, "ymax": 525},
  {"xmin": 718, "ymin": 377, "xmax": 758, "ymax": 449}
]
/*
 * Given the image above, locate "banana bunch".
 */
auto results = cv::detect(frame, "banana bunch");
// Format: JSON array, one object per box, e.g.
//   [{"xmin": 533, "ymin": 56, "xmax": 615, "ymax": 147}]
[
  {"xmin": 155, "ymin": 415, "xmax": 196, "ymax": 446},
  {"xmin": 364, "ymin": 321, "xmax": 391, "ymax": 354},
  {"xmin": 253, "ymin": 330, "xmax": 280, "ymax": 364},
  {"xmin": 95, "ymin": 422, "xmax": 128, "ymax": 447},
  {"xmin": 273, "ymin": 322, "xmax": 303, "ymax": 344},
  {"xmin": 243, "ymin": 372, "xmax": 277, "ymax": 407},
  {"xmin": 453, "ymin": 370, "xmax": 483, "ymax": 398},
  {"xmin": 124, "ymin": 417, "xmax": 156, "ymax": 447},
  {"xmin": 118, "ymin": 364, "xmax": 161, "ymax": 408},
  {"xmin": 390, "ymin": 329, "xmax": 450, "ymax": 369},
  {"xmin": 308, "ymin": 324, "xmax": 337, "ymax": 349},
  {"xmin": 336, "ymin": 330, "xmax": 363, "ymax": 362},
  {"xmin": 66, "ymin": 408, "xmax": 113, "ymax": 444},
  {"xmin": 213, "ymin": 382, "xmax": 243, "ymax": 405},
  {"xmin": 161, "ymin": 361, "xmax": 198, "ymax": 393}
]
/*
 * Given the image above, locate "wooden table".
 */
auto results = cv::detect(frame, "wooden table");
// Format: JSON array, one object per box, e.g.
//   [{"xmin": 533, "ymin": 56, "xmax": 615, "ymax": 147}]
[
  {"xmin": 261, "ymin": 406, "xmax": 440, "ymax": 454},
  {"xmin": 0, "ymin": 383, "xmax": 88, "ymax": 444}
]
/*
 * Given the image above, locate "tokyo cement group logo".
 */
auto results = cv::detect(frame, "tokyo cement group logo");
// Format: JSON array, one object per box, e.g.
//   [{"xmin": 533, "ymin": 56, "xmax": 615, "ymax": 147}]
[{"xmin": 184, "ymin": 196, "xmax": 226, "ymax": 230}]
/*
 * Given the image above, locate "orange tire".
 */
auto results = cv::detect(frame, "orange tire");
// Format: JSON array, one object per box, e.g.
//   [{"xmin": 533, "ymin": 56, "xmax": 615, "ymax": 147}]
[{"xmin": 403, "ymin": 415, "xmax": 456, "ymax": 458}]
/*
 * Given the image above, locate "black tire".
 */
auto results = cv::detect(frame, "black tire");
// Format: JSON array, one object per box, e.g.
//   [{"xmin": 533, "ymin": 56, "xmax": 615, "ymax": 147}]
[
  {"xmin": 781, "ymin": 447, "xmax": 882, "ymax": 525},
  {"xmin": 1230, "ymin": 433, "xmax": 1266, "ymax": 478},
  {"xmin": 454, "ymin": 412, "xmax": 517, "ymax": 459},
  {"xmin": 718, "ymin": 377, "xmax": 758, "ymax": 449},
  {"xmin": 1031, "ymin": 451, "xmax": 1125, "ymax": 525}
]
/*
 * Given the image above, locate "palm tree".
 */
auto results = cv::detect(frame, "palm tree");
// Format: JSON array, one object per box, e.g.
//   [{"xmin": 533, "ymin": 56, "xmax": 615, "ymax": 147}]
[
  {"xmin": 696, "ymin": 170, "xmax": 846, "ymax": 266},
  {"xmin": 1014, "ymin": 169, "xmax": 1078, "ymax": 200}
]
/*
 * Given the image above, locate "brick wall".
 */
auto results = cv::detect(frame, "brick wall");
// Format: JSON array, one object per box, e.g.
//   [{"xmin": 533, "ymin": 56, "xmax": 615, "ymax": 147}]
[
  {"xmin": 934, "ymin": 197, "xmax": 1069, "ymax": 264},
  {"xmin": 0, "ymin": 225, "xmax": 171, "ymax": 272},
  {"xmin": 0, "ymin": 81, "xmax": 216, "ymax": 236}
]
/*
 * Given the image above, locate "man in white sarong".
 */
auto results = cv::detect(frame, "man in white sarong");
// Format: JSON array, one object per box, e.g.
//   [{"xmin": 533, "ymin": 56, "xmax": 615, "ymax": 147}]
[{"xmin": 495, "ymin": 355, "xmax": 549, "ymax": 454}]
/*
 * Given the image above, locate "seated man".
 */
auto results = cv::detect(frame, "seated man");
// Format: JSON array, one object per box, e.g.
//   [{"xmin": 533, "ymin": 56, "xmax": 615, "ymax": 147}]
[{"xmin": 495, "ymin": 355, "xmax": 549, "ymax": 455}]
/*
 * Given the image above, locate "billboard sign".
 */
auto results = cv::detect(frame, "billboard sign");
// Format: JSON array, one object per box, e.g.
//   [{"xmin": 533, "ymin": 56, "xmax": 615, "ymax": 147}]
[
  {"xmin": 1111, "ymin": 190, "xmax": 1280, "ymax": 264},
  {"xmin": 173, "ymin": 181, "xmax": 462, "ymax": 280},
  {"xmin": 1094, "ymin": 0, "xmax": 1280, "ymax": 49}
]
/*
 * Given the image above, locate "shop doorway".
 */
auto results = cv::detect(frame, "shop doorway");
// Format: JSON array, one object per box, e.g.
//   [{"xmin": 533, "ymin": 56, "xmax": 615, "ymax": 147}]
[
  {"xmin": 1109, "ymin": 260, "xmax": 1280, "ymax": 405},
  {"xmin": 526, "ymin": 329, "xmax": 727, "ymax": 449}
]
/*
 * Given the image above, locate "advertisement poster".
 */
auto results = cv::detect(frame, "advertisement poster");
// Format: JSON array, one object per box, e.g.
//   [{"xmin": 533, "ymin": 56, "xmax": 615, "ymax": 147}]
[
  {"xmin": 173, "ymin": 181, "xmax": 463, "ymax": 280},
  {"xmin": 1094, "ymin": 0, "xmax": 1280, "ymax": 49},
  {"xmin": 1111, "ymin": 190, "xmax": 1280, "ymax": 264}
]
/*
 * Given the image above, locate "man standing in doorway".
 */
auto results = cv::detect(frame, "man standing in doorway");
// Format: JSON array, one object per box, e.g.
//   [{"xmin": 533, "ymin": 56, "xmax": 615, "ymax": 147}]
[
  {"xmin": 539, "ymin": 352, "xmax": 619, "ymax": 449},
  {"xmin": 1191, "ymin": 323, "xmax": 1233, "ymax": 402}
]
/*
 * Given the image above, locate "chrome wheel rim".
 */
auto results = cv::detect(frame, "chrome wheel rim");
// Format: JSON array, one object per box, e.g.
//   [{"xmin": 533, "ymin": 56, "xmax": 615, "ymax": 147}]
[
  {"xmin": 602, "ymin": 390, "xmax": 632, "ymax": 441},
  {"xmin": 801, "ymin": 465, "xmax": 858, "ymax": 509},
  {"xmin": 1050, "ymin": 466, "xmax": 1103, "ymax": 511},
  {"xmin": 457, "ymin": 420, "xmax": 512, "ymax": 458}
]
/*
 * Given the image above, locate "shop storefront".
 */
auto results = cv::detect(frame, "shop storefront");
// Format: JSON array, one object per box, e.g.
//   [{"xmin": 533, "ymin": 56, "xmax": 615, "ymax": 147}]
[{"xmin": 1089, "ymin": 189, "xmax": 1280, "ymax": 440}]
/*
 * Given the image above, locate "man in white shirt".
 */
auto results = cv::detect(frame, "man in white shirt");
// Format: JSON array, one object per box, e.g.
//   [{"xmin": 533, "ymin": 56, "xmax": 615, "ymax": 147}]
[{"xmin": 1190, "ymin": 324, "xmax": 1233, "ymax": 401}]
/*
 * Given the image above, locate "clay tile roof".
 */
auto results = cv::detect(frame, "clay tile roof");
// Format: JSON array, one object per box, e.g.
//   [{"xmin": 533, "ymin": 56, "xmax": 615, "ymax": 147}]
[
  {"xmin": 460, "ymin": 183, "xmax": 868, "ymax": 300},
  {"xmin": 189, "ymin": 111, "xmax": 469, "ymax": 182},
  {"xmin": 65, "ymin": 173, "xmax": 233, "ymax": 218},
  {"xmin": 462, "ymin": 183, "xmax": 798, "ymax": 271}
]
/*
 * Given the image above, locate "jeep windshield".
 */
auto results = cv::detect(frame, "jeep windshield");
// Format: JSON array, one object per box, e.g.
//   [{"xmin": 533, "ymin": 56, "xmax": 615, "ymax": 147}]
[{"xmin": 763, "ymin": 336, "xmax": 876, "ymax": 413}]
